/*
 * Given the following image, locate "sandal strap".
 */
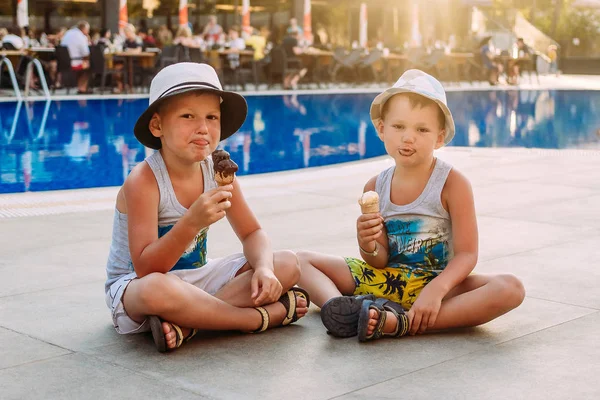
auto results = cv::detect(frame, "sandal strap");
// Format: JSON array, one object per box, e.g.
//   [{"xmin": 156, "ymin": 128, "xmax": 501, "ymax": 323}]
[
  {"xmin": 185, "ymin": 328, "xmax": 199, "ymax": 342},
  {"xmin": 372, "ymin": 298, "xmax": 408, "ymax": 338},
  {"xmin": 278, "ymin": 290, "xmax": 297, "ymax": 326},
  {"xmin": 364, "ymin": 301, "xmax": 388, "ymax": 340},
  {"xmin": 249, "ymin": 306, "xmax": 269, "ymax": 333},
  {"xmin": 171, "ymin": 323, "xmax": 185, "ymax": 349}
]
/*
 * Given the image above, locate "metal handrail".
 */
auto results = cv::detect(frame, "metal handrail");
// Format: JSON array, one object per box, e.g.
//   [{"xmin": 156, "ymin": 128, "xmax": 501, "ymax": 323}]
[
  {"xmin": 24, "ymin": 58, "xmax": 50, "ymax": 99},
  {"xmin": 0, "ymin": 56, "xmax": 23, "ymax": 100},
  {"xmin": 3, "ymin": 100, "xmax": 23, "ymax": 144}
]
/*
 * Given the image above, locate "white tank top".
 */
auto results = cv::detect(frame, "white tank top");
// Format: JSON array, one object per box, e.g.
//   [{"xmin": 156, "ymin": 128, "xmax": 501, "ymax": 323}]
[{"xmin": 105, "ymin": 151, "xmax": 216, "ymax": 292}]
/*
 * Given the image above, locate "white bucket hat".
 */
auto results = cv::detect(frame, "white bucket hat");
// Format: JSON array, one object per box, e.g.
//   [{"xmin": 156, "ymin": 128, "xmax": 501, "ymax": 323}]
[
  {"xmin": 134, "ymin": 62, "xmax": 247, "ymax": 149},
  {"xmin": 370, "ymin": 69, "xmax": 455, "ymax": 145}
]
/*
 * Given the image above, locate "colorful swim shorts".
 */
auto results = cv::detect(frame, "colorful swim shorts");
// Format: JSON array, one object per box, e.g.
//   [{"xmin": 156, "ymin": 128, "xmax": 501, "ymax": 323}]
[{"xmin": 345, "ymin": 257, "xmax": 439, "ymax": 310}]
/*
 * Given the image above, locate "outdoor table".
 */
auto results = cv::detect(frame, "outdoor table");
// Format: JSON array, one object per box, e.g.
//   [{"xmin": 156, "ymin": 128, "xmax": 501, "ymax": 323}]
[
  {"xmin": 111, "ymin": 51, "xmax": 156, "ymax": 92},
  {"xmin": 0, "ymin": 50, "xmax": 25, "ymax": 66},
  {"xmin": 299, "ymin": 48, "xmax": 334, "ymax": 86}
]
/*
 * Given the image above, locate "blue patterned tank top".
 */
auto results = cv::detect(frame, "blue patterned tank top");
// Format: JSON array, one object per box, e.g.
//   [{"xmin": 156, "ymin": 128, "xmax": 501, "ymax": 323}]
[{"xmin": 375, "ymin": 158, "xmax": 454, "ymax": 273}]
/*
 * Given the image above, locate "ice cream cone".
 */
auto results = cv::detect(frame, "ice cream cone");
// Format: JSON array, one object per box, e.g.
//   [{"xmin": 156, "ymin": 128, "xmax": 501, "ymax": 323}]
[{"xmin": 359, "ymin": 191, "xmax": 379, "ymax": 214}]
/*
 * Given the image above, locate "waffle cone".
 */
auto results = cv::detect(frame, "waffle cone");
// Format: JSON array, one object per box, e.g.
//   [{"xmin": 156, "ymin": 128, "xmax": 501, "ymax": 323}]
[{"xmin": 360, "ymin": 203, "xmax": 379, "ymax": 214}]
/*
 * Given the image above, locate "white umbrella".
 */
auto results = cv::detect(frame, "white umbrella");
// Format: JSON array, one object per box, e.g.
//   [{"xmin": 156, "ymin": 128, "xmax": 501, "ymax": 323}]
[
  {"xmin": 359, "ymin": 3, "xmax": 367, "ymax": 48},
  {"xmin": 17, "ymin": 0, "xmax": 29, "ymax": 28}
]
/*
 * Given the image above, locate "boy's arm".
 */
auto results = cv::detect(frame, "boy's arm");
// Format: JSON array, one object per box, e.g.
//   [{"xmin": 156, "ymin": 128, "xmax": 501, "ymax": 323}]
[
  {"xmin": 225, "ymin": 178, "xmax": 282, "ymax": 306},
  {"xmin": 427, "ymin": 169, "xmax": 478, "ymax": 296},
  {"xmin": 407, "ymin": 169, "xmax": 478, "ymax": 334},
  {"xmin": 124, "ymin": 164, "xmax": 229, "ymax": 277},
  {"xmin": 357, "ymin": 176, "xmax": 389, "ymax": 269}
]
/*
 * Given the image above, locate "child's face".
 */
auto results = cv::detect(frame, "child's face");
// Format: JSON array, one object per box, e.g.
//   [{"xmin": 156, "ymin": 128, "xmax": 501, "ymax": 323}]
[
  {"xmin": 378, "ymin": 95, "xmax": 445, "ymax": 167},
  {"xmin": 150, "ymin": 91, "xmax": 221, "ymax": 162}
]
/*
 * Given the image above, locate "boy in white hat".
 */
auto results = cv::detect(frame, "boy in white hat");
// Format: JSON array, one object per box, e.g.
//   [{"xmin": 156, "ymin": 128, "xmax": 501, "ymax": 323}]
[
  {"xmin": 105, "ymin": 63, "xmax": 309, "ymax": 352},
  {"xmin": 298, "ymin": 70, "xmax": 525, "ymax": 341}
]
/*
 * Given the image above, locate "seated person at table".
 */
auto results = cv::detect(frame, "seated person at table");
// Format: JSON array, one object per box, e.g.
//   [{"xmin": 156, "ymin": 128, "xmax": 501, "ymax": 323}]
[
  {"xmin": 61, "ymin": 21, "xmax": 92, "ymax": 94},
  {"xmin": 479, "ymin": 36, "xmax": 502, "ymax": 86},
  {"xmin": 282, "ymin": 30, "xmax": 307, "ymax": 90},
  {"xmin": 113, "ymin": 24, "xmax": 142, "ymax": 93},
  {"xmin": 508, "ymin": 38, "xmax": 532, "ymax": 85},
  {"xmin": 225, "ymin": 27, "xmax": 246, "ymax": 69},
  {"xmin": 203, "ymin": 15, "xmax": 224, "ymax": 45},
  {"xmin": 1, "ymin": 25, "xmax": 25, "ymax": 50}
]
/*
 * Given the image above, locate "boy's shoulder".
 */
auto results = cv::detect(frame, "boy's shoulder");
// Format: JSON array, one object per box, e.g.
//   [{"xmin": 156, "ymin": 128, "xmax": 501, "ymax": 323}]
[
  {"xmin": 441, "ymin": 165, "xmax": 473, "ymax": 207},
  {"xmin": 123, "ymin": 158, "xmax": 158, "ymax": 195}
]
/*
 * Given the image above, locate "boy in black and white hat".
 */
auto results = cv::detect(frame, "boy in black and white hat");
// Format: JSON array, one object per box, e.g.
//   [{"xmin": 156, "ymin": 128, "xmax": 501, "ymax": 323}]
[{"xmin": 105, "ymin": 63, "xmax": 309, "ymax": 352}]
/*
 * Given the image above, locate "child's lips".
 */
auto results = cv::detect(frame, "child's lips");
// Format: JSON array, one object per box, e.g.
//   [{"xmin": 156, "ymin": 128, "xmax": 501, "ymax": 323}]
[
  {"xmin": 399, "ymin": 148, "xmax": 415, "ymax": 156},
  {"xmin": 192, "ymin": 139, "xmax": 209, "ymax": 146}
]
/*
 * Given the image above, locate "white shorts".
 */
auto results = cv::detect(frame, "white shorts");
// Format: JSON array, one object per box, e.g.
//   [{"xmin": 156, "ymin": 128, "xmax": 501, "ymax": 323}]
[{"xmin": 105, "ymin": 253, "xmax": 247, "ymax": 334}]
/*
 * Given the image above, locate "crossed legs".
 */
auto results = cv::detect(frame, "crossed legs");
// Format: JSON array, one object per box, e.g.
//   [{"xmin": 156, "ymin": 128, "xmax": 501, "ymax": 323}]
[{"xmin": 123, "ymin": 250, "xmax": 308, "ymax": 349}]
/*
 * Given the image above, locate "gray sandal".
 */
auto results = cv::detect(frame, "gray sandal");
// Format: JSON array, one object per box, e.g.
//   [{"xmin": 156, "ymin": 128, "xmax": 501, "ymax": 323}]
[
  {"xmin": 320, "ymin": 294, "xmax": 377, "ymax": 337},
  {"xmin": 357, "ymin": 298, "xmax": 409, "ymax": 342}
]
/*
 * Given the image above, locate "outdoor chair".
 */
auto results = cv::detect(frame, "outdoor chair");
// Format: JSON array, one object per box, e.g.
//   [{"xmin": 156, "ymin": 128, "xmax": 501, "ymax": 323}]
[
  {"xmin": 89, "ymin": 45, "xmax": 125, "ymax": 94},
  {"xmin": 409, "ymin": 49, "xmax": 445, "ymax": 79},
  {"xmin": 53, "ymin": 46, "xmax": 78, "ymax": 94},
  {"xmin": 356, "ymin": 49, "xmax": 383, "ymax": 82},
  {"xmin": 330, "ymin": 48, "xmax": 363, "ymax": 83},
  {"xmin": 519, "ymin": 53, "xmax": 540, "ymax": 84},
  {"xmin": 267, "ymin": 45, "xmax": 301, "ymax": 89},
  {"xmin": 157, "ymin": 45, "xmax": 182, "ymax": 70}
]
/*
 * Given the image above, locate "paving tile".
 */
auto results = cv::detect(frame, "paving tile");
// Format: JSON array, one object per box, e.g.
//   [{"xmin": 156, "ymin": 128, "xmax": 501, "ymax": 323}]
[
  {"xmin": 0, "ymin": 282, "xmax": 120, "ymax": 352},
  {"xmin": 0, "ymin": 353, "xmax": 205, "ymax": 400},
  {"xmin": 338, "ymin": 311, "xmax": 600, "ymax": 400},
  {"xmin": 0, "ymin": 327, "xmax": 71, "ymax": 370},
  {"xmin": 83, "ymin": 297, "xmax": 592, "ymax": 400},
  {"xmin": 477, "ymin": 236, "xmax": 600, "ymax": 309}
]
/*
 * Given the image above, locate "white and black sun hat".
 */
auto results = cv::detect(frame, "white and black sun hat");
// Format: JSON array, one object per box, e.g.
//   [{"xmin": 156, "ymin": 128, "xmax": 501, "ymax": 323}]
[{"xmin": 134, "ymin": 62, "xmax": 248, "ymax": 149}]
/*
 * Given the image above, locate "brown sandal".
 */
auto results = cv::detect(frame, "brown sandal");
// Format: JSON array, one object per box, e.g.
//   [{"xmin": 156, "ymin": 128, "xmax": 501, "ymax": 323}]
[
  {"xmin": 148, "ymin": 315, "xmax": 198, "ymax": 353},
  {"xmin": 249, "ymin": 287, "xmax": 310, "ymax": 333}
]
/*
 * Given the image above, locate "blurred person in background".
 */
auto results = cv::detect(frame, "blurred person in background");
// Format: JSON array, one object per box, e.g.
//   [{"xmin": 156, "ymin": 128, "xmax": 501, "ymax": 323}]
[
  {"xmin": 61, "ymin": 21, "xmax": 92, "ymax": 93},
  {"xmin": 2, "ymin": 25, "xmax": 25, "ymax": 50},
  {"xmin": 156, "ymin": 25, "xmax": 173, "ymax": 48},
  {"xmin": 202, "ymin": 15, "xmax": 223, "ymax": 43},
  {"xmin": 225, "ymin": 26, "xmax": 246, "ymax": 69},
  {"xmin": 173, "ymin": 26, "xmax": 201, "ymax": 48},
  {"xmin": 479, "ymin": 36, "xmax": 502, "ymax": 86},
  {"xmin": 282, "ymin": 29, "xmax": 307, "ymax": 90}
]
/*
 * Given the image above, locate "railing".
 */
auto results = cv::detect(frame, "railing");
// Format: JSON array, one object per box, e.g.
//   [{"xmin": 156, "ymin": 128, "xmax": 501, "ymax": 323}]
[
  {"xmin": 24, "ymin": 58, "xmax": 50, "ymax": 99},
  {"xmin": 0, "ymin": 56, "xmax": 23, "ymax": 100}
]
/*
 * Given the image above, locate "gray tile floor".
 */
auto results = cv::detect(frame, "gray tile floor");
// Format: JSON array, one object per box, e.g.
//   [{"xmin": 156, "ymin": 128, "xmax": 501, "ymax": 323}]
[{"xmin": 1, "ymin": 147, "xmax": 599, "ymax": 399}]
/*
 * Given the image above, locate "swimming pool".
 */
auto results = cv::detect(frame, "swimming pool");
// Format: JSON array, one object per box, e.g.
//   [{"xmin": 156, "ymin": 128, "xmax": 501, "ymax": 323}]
[{"xmin": 1, "ymin": 90, "xmax": 599, "ymax": 193}]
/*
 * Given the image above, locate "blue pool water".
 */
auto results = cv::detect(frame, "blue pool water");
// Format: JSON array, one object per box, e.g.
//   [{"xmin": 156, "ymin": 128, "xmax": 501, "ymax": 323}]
[{"xmin": 1, "ymin": 90, "xmax": 599, "ymax": 193}]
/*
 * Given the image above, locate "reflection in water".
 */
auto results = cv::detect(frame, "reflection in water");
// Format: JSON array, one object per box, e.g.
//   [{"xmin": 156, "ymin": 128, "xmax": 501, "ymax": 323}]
[{"xmin": 1, "ymin": 90, "xmax": 599, "ymax": 193}]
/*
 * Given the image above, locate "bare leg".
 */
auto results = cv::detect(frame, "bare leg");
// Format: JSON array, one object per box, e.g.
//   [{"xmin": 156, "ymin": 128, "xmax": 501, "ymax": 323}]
[
  {"xmin": 214, "ymin": 250, "xmax": 301, "ymax": 307},
  {"xmin": 366, "ymin": 274, "xmax": 525, "ymax": 336},
  {"xmin": 297, "ymin": 251, "xmax": 356, "ymax": 308},
  {"xmin": 123, "ymin": 270, "xmax": 308, "ymax": 350}
]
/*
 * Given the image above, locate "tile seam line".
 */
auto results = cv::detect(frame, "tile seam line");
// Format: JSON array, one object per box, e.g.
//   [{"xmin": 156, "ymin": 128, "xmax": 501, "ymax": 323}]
[
  {"xmin": 478, "ymin": 233, "xmax": 600, "ymax": 265},
  {"xmin": 326, "ymin": 310, "xmax": 600, "ymax": 400},
  {"xmin": 0, "ymin": 352, "xmax": 74, "ymax": 372},
  {"xmin": 518, "ymin": 295, "xmax": 599, "ymax": 311},
  {"xmin": 0, "ymin": 278, "xmax": 104, "ymax": 299},
  {"xmin": 0, "ymin": 325, "xmax": 74, "ymax": 353}
]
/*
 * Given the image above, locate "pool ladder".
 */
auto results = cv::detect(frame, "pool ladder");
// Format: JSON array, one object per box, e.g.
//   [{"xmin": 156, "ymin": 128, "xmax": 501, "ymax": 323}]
[{"xmin": 0, "ymin": 56, "xmax": 50, "ymax": 100}]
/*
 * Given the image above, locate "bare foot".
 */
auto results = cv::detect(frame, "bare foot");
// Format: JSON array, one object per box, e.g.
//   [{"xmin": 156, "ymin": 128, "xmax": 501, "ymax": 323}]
[
  {"xmin": 162, "ymin": 322, "xmax": 192, "ymax": 350},
  {"xmin": 366, "ymin": 310, "xmax": 404, "ymax": 336},
  {"xmin": 262, "ymin": 294, "xmax": 309, "ymax": 329}
]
